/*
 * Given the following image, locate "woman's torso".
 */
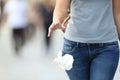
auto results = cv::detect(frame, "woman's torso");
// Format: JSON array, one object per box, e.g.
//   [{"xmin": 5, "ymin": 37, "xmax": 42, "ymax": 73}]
[{"xmin": 65, "ymin": 0, "xmax": 118, "ymax": 43}]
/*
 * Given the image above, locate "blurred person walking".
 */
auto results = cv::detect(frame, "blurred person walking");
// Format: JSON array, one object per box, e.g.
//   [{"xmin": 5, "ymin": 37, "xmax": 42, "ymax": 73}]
[
  {"xmin": 0, "ymin": 0, "xmax": 5, "ymax": 24},
  {"xmin": 48, "ymin": 0, "xmax": 120, "ymax": 80},
  {"xmin": 0, "ymin": 0, "xmax": 5, "ymax": 14},
  {"xmin": 38, "ymin": 0, "xmax": 54, "ymax": 51},
  {"xmin": 3, "ymin": 0, "xmax": 29, "ymax": 54}
]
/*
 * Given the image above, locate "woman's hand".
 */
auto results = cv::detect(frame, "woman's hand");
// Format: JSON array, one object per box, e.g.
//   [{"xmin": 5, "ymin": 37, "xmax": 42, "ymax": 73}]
[
  {"xmin": 47, "ymin": 0, "xmax": 70, "ymax": 37},
  {"xmin": 48, "ymin": 21, "xmax": 66, "ymax": 37}
]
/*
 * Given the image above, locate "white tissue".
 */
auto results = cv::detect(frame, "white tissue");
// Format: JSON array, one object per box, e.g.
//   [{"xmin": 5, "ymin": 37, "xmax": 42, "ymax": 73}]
[{"xmin": 54, "ymin": 51, "xmax": 74, "ymax": 70}]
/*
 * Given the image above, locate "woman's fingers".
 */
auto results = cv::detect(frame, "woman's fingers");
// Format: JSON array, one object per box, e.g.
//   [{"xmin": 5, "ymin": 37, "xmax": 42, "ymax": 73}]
[
  {"xmin": 48, "ymin": 24, "xmax": 54, "ymax": 37},
  {"xmin": 48, "ymin": 22, "xmax": 64, "ymax": 37}
]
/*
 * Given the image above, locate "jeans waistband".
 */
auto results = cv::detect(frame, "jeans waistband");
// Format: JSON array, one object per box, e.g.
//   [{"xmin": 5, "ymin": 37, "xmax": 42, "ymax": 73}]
[
  {"xmin": 82, "ymin": 42, "xmax": 118, "ymax": 46},
  {"xmin": 64, "ymin": 38, "xmax": 118, "ymax": 46}
]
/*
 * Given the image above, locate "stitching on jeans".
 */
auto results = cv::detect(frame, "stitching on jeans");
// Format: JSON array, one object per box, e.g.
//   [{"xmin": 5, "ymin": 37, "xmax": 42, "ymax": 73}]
[
  {"xmin": 87, "ymin": 45, "xmax": 92, "ymax": 59},
  {"xmin": 71, "ymin": 43, "xmax": 79, "ymax": 52}
]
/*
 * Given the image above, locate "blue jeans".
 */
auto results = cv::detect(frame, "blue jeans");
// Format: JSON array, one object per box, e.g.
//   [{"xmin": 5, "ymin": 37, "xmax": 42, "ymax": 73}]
[{"xmin": 62, "ymin": 38, "xmax": 119, "ymax": 80}]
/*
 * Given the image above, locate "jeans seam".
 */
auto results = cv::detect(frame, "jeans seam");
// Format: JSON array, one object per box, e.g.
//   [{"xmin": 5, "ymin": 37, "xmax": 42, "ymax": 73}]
[
  {"xmin": 71, "ymin": 43, "xmax": 79, "ymax": 53},
  {"xmin": 87, "ymin": 44, "xmax": 91, "ymax": 58},
  {"xmin": 87, "ymin": 44, "xmax": 92, "ymax": 59}
]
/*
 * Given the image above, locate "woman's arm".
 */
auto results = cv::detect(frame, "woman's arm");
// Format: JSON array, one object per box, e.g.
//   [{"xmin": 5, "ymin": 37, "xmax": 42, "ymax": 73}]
[
  {"xmin": 48, "ymin": 0, "xmax": 70, "ymax": 37},
  {"xmin": 113, "ymin": 0, "xmax": 120, "ymax": 39},
  {"xmin": 53, "ymin": 0, "xmax": 70, "ymax": 23}
]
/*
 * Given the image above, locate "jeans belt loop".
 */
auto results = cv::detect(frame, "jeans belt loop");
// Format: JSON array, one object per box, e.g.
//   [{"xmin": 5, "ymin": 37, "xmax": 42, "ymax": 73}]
[{"xmin": 77, "ymin": 42, "xmax": 79, "ymax": 47}]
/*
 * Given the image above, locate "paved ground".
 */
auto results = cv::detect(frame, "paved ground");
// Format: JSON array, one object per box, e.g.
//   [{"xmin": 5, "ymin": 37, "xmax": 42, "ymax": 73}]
[{"xmin": 0, "ymin": 25, "xmax": 120, "ymax": 80}]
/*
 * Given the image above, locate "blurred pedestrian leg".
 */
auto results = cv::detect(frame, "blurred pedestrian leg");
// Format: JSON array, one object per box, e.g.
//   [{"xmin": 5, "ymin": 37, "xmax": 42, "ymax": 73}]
[{"xmin": 13, "ymin": 28, "xmax": 25, "ymax": 53}]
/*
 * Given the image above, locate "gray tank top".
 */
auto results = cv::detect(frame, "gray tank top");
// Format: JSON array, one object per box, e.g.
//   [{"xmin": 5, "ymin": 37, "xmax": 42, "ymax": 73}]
[{"xmin": 65, "ymin": 0, "xmax": 118, "ymax": 43}]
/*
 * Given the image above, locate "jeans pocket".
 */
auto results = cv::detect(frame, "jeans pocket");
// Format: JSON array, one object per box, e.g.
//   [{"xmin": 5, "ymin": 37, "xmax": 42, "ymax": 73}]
[{"xmin": 62, "ymin": 38, "xmax": 77, "ymax": 56}]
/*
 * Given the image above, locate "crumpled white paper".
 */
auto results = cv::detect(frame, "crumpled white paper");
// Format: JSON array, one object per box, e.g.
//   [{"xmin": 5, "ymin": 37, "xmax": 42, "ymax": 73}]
[{"xmin": 54, "ymin": 51, "xmax": 74, "ymax": 70}]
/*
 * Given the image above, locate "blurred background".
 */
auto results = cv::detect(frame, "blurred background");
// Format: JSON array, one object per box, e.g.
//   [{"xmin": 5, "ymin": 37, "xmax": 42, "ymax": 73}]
[{"xmin": 0, "ymin": 0, "xmax": 120, "ymax": 80}]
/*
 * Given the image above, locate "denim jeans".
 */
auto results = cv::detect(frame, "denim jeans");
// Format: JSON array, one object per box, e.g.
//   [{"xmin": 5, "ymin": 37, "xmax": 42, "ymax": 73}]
[{"xmin": 62, "ymin": 38, "xmax": 119, "ymax": 80}]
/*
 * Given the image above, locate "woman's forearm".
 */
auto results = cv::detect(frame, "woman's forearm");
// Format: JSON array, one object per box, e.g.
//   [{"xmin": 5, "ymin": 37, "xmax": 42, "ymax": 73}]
[
  {"xmin": 113, "ymin": 0, "xmax": 120, "ymax": 38},
  {"xmin": 114, "ymin": 14, "xmax": 120, "ymax": 37},
  {"xmin": 53, "ymin": 0, "xmax": 70, "ymax": 24}
]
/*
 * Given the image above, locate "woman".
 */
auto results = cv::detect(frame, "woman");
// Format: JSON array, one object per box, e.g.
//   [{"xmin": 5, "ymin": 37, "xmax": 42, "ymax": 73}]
[{"xmin": 48, "ymin": 0, "xmax": 120, "ymax": 80}]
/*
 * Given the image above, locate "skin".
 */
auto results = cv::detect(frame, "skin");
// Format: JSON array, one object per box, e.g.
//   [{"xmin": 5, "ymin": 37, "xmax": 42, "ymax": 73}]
[
  {"xmin": 113, "ymin": 0, "xmax": 120, "ymax": 39},
  {"xmin": 48, "ymin": 0, "xmax": 120, "ymax": 40},
  {"xmin": 48, "ymin": 0, "xmax": 70, "ymax": 37}
]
